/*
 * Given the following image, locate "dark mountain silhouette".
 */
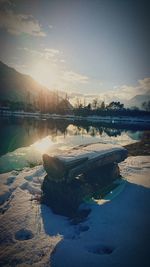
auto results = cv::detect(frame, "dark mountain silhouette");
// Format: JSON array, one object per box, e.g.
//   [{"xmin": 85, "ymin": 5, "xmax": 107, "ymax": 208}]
[
  {"xmin": 0, "ymin": 61, "xmax": 57, "ymax": 102},
  {"xmin": 0, "ymin": 61, "xmax": 72, "ymax": 113}
]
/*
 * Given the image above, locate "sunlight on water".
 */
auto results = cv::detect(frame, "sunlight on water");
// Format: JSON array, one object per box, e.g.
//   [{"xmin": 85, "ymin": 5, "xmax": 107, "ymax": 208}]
[
  {"xmin": 0, "ymin": 130, "xmax": 138, "ymax": 174},
  {"xmin": 32, "ymin": 136, "xmax": 54, "ymax": 154},
  {"xmin": 0, "ymin": 117, "xmax": 146, "ymax": 174}
]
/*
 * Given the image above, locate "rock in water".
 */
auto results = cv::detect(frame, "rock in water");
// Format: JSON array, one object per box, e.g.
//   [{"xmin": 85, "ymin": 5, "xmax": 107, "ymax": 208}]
[{"xmin": 41, "ymin": 143, "xmax": 127, "ymax": 216}]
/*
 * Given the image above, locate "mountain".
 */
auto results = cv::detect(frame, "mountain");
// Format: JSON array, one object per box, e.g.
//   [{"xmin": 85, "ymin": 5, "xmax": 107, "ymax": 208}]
[
  {"xmin": 125, "ymin": 93, "xmax": 150, "ymax": 109},
  {"xmin": 0, "ymin": 61, "xmax": 56, "ymax": 103},
  {"xmin": 0, "ymin": 61, "xmax": 73, "ymax": 113}
]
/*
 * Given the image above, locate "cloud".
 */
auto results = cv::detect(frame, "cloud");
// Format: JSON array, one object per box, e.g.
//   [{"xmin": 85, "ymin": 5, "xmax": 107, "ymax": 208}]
[
  {"xmin": 92, "ymin": 78, "xmax": 150, "ymax": 104},
  {"xmin": 60, "ymin": 59, "xmax": 66, "ymax": 63},
  {"xmin": 69, "ymin": 93, "xmax": 99, "ymax": 99},
  {"xmin": 44, "ymin": 48, "xmax": 60, "ymax": 59},
  {"xmin": 69, "ymin": 92, "xmax": 85, "ymax": 98},
  {"xmin": 0, "ymin": 9, "xmax": 46, "ymax": 36},
  {"xmin": 114, "ymin": 78, "xmax": 150, "ymax": 100},
  {"xmin": 62, "ymin": 71, "xmax": 89, "ymax": 84},
  {"xmin": 20, "ymin": 47, "xmax": 61, "ymax": 63},
  {"xmin": 68, "ymin": 78, "xmax": 150, "ymax": 106},
  {"xmin": 138, "ymin": 78, "xmax": 150, "ymax": 92},
  {"xmin": 48, "ymin": 24, "xmax": 53, "ymax": 29},
  {"xmin": 20, "ymin": 47, "xmax": 43, "ymax": 57}
]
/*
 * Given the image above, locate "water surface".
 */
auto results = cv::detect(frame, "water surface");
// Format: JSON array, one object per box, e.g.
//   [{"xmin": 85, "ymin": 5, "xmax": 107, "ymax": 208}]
[{"xmin": 0, "ymin": 117, "xmax": 148, "ymax": 173}]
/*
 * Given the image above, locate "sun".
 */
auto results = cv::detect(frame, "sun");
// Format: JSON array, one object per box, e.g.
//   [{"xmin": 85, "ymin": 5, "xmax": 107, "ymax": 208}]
[{"xmin": 30, "ymin": 61, "xmax": 60, "ymax": 88}]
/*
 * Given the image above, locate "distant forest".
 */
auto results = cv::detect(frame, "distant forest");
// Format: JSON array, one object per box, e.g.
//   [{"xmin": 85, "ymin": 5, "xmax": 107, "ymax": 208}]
[
  {"xmin": 0, "ymin": 91, "xmax": 72, "ymax": 114},
  {"xmin": 73, "ymin": 99, "xmax": 150, "ymax": 117},
  {"xmin": 1, "ymin": 97, "xmax": 150, "ymax": 118}
]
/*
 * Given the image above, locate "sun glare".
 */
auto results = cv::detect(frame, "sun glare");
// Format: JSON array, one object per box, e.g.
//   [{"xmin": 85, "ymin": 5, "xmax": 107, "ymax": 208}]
[
  {"xmin": 32, "ymin": 136, "xmax": 54, "ymax": 154},
  {"xmin": 31, "ymin": 61, "xmax": 60, "ymax": 88}
]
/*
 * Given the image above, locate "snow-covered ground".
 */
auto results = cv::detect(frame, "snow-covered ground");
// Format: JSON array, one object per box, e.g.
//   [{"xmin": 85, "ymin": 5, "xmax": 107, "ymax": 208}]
[{"xmin": 0, "ymin": 156, "xmax": 150, "ymax": 266}]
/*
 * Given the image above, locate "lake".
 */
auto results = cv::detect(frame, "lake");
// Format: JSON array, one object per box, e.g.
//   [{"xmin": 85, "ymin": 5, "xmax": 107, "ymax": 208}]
[{"xmin": 0, "ymin": 116, "xmax": 149, "ymax": 173}]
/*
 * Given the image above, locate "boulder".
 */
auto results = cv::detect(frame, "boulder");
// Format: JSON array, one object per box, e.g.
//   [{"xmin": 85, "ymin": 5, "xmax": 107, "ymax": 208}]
[
  {"xmin": 41, "ymin": 143, "xmax": 127, "ymax": 217},
  {"xmin": 42, "ymin": 143, "xmax": 127, "ymax": 182},
  {"xmin": 41, "ymin": 162, "xmax": 120, "ymax": 217}
]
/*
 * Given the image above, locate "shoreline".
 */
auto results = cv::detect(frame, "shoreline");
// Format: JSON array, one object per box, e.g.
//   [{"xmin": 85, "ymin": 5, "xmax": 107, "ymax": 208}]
[
  {"xmin": 0, "ymin": 152, "xmax": 150, "ymax": 266},
  {"xmin": 124, "ymin": 132, "xmax": 150, "ymax": 156},
  {"xmin": 1, "ymin": 110, "xmax": 150, "ymax": 127}
]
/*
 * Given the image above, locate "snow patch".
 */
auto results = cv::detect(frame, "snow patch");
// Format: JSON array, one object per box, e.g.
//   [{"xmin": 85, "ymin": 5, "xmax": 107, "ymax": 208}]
[
  {"xmin": 20, "ymin": 181, "xmax": 41, "ymax": 195},
  {"xmin": 0, "ymin": 156, "xmax": 150, "ymax": 267}
]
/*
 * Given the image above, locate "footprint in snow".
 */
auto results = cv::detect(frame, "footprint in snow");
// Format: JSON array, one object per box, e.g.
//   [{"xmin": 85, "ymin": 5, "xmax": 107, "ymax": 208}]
[
  {"xmin": 65, "ymin": 224, "xmax": 90, "ymax": 240},
  {"xmin": 78, "ymin": 224, "xmax": 89, "ymax": 232},
  {"xmin": 24, "ymin": 175, "xmax": 33, "ymax": 182},
  {"xmin": 20, "ymin": 182, "xmax": 41, "ymax": 195},
  {"xmin": 24, "ymin": 175, "xmax": 42, "ymax": 184},
  {"xmin": 87, "ymin": 244, "xmax": 114, "ymax": 255},
  {"xmin": 5, "ymin": 176, "xmax": 16, "ymax": 185},
  {"xmin": 11, "ymin": 170, "xmax": 19, "ymax": 176},
  {"xmin": 15, "ymin": 229, "xmax": 34, "ymax": 241}
]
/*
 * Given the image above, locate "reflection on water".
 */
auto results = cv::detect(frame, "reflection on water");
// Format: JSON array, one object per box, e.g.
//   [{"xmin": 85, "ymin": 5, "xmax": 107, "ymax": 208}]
[
  {"xmin": 33, "ymin": 137, "xmax": 54, "ymax": 154},
  {"xmin": 0, "ymin": 117, "xmax": 149, "ymax": 173}
]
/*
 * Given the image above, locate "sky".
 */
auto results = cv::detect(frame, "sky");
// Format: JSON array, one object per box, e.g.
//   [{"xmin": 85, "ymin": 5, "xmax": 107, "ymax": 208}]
[{"xmin": 0, "ymin": 0, "xmax": 150, "ymax": 103}]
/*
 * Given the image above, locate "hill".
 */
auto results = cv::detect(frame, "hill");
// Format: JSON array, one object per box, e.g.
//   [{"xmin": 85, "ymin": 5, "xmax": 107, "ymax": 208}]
[
  {"xmin": 124, "ymin": 93, "xmax": 150, "ymax": 109},
  {"xmin": 0, "ymin": 61, "xmax": 72, "ymax": 113}
]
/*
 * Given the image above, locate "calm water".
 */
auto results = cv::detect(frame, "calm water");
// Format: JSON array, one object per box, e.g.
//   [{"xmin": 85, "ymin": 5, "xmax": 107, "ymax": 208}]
[{"xmin": 0, "ymin": 116, "xmax": 148, "ymax": 173}]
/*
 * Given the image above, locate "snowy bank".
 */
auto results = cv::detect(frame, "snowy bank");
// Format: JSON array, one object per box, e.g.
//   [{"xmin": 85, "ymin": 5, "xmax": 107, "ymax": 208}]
[
  {"xmin": 0, "ymin": 156, "xmax": 150, "ymax": 266},
  {"xmin": 52, "ymin": 156, "xmax": 150, "ymax": 267},
  {"xmin": 1, "ymin": 110, "xmax": 150, "ymax": 126}
]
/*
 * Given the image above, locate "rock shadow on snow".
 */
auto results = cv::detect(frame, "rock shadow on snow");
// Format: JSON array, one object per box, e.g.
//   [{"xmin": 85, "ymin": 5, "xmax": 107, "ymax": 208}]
[{"xmin": 49, "ymin": 181, "xmax": 150, "ymax": 267}]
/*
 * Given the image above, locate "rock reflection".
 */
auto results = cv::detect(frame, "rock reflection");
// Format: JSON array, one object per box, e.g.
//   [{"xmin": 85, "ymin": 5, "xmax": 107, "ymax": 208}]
[{"xmin": 0, "ymin": 116, "xmax": 147, "ymax": 156}]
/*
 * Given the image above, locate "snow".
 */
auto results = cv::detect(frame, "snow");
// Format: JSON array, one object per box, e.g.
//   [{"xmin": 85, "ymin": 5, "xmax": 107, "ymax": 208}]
[
  {"xmin": 0, "ymin": 156, "xmax": 150, "ymax": 266},
  {"xmin": 0, "ymin": 134, "xmax": 132, "ymax": 174},
  {"xmin": 52, "ymin": 156, "xmax": 150, "ymax": 267},
  {"xmin": 0, "ymin": 166, "xmax": 64, "ymax": 266},
  {"xmin": 56, "ymin": 143, "xmax": 127, "ymax": 163}
]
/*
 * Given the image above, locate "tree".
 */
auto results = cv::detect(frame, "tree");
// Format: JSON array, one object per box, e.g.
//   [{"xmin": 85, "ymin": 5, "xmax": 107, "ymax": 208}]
[
  {"xmin": 26, "ymin": 91, "xmax": 31, "ymax": 104},
  {"xmin": 75, "ymin": 98, "xmax": 82, "ymax": 108},
  {"xmin": 142, "ymin": 101, "xmax": 150, "ymax": 111},
  {"xmin": 83, "ymin": 98, "xmax": 86, "ymax": 108},
  {"xmin": 38, "ymin": 89, "xmax": 46, "ymax": 113},
  {"xmin": 87, "ymin": 103, "xmax": 91, "ymax": 110},
  {"xmin": 107, "ymin": 101, "xmax": 124, "ymax": 110},
  {"xmin": 100, "ymin": 101, "xmax": 105, "ymax": 109},
  {"xmin": 65, "ymin": 93, "xmax": 69, "ymax": 101},
  {"xmin": 131, "ymin": 106, "xmax": 139, "ymax": 111},
  {"xmin": 92, "ymin": 98, "xmax": 98, "ymax": 109}
]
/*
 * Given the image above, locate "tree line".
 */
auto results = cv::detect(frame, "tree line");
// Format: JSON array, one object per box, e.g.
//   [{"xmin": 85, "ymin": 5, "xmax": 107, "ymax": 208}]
[
  {"xmin": 0, "ymin": 92, "xmax": 150, "ymax": 116},
  {"xmin": 73, "ymin": 98, "xmax": 150, "ymax": 117},
  {"xmin": 0, "ymin": 90, "xmax": 71, "ymax": 114}
]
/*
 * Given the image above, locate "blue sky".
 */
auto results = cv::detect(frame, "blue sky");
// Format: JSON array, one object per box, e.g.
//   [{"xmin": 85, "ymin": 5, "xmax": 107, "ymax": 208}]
[{"xmin": 0, "ymin": 0, "xmax": 150, "ymax": 102}]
